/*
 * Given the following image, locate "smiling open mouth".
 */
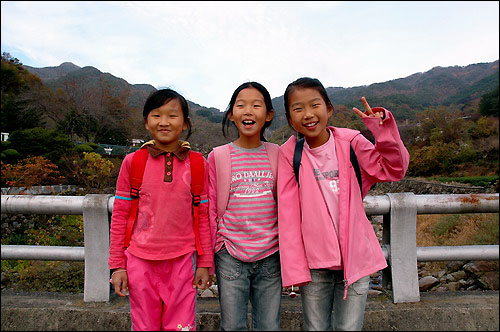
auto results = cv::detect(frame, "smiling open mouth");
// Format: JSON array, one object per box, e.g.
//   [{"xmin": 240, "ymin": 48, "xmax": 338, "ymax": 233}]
[
  {"xmin": 304, "ymin": 121, "xmax": 319, "ymax": 128},
  {"xmin": 242, "ymin": 120, "xmax": 256, "ymax": 126}
]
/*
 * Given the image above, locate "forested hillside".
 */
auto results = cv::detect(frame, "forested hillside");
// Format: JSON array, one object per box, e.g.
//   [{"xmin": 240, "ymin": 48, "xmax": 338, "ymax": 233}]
[{"xmin": 1, "ymin": 52, "xmax": 498, "ymax": 185}]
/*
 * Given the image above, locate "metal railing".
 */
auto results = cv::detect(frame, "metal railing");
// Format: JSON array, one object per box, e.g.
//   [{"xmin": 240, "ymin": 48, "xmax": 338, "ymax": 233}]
[{"xmin": 1, "ymin": 193, "xmax": 498, "ymax": 303}]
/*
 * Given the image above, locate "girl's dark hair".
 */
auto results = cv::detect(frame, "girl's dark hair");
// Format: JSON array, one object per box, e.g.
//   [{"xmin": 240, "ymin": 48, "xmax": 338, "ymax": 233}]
[
  {"xmin": 283, "ymin": 77, "xmax": 334, "ymax": 123},
  {"xmin": 222, "ymin": 82, "xmax": 274, "ymax": 142},
  {"xmin": 143, "ymin": 88, "xmax": 192, "ymax": 139}
]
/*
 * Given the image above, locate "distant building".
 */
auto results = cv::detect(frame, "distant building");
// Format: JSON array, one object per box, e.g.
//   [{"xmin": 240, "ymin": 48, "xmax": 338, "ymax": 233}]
[
  {"xmin": 130, "ymin": 139, "xmax": 145, "ymax": 147},
  {"xmin": 1, "ymin": 132, "xmax": 9, "ymax": 142}
]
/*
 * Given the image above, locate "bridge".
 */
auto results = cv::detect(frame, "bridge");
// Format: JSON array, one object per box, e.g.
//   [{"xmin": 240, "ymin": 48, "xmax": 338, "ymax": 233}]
[{"xmin": 1, "ymin": 193, "xmax": 499, "ymax": 330}]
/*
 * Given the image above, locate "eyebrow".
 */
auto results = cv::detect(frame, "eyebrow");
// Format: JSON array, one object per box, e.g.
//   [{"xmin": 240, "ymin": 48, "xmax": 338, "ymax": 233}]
[
  {"xmin": 290, "ymin": 98, "xmax": 322, "ymax": 108},
  {"xmin": 235, "ymin": 99, "xmax": 265, "ymax": 104}
]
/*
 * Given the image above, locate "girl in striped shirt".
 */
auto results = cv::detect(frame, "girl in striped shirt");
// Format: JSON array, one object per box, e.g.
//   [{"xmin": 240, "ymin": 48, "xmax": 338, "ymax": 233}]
[{"xmin": 207, "ymin": 82, "xmax": 281, "ymax": 330}]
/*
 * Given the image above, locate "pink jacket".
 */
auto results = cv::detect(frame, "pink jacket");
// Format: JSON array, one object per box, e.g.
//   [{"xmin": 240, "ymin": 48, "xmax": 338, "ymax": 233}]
[
  {"xmin": 108, "ymin": 147, "xmax": 213, "ymax": 270},
  {"xmin": 277, "ymin": 108, "xmax": 410, "ymax": 292},
  {"xmin": 207, "ymin": 142, "xmax": 280, "ymax": 273}
]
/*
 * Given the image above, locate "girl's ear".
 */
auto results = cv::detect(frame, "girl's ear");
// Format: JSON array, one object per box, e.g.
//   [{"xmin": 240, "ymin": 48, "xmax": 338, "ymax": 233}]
[
  {"xmin": 265, "ymin": 110, "xmax": 274, "ymax": 122},
  {"xmin": 144, "ymin": 117, "xmax": 149, "ymax": 131},
  {"xmin": 183, "ymin": 117, "xmax": 191, "ymax": 131},
  {"xmin": 228, "ymin": 111, "xmax": 234, "ymax": 122},
  {"xmin": 327, "ymin": 104, "xmax": 334, "ymax": 119}
]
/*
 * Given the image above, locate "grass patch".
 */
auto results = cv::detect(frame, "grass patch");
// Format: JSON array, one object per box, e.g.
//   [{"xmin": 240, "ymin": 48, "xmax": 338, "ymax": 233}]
[{"xmin": 431, "ymin": 175, "xmax": 499, "ymax": 188}]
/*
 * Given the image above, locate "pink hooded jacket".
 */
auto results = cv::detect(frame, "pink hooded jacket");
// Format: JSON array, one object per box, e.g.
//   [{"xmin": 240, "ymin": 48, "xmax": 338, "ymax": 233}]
[{"xmin": 277, "ymin": 108, "xmax": 410, "ymax": 296}]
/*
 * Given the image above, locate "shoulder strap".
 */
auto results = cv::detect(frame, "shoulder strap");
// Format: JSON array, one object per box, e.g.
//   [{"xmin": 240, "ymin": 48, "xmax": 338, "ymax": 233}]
[
  {"xmin": 189, "ymin": 150, "xmax": 205, "ymax": 256},
  {"xmin": 293, "ymin": 138, "xmax": 305, "ymax": 186},
  {"xmin": 213, "ymin": 144, "xmax": 231, "ymax": 218},
  {"xmin": 124, "ymin": 148, "xmax": 149, "ymax": 248},
  {"xmin": 350, "ymin": 145, "xmax": 362, "ymax": 193}
]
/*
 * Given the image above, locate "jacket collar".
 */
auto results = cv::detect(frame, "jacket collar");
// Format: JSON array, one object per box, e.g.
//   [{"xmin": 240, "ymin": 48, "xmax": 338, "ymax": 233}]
[{"xmin": 141, "ymin": 140, "xmax": 191, "ymax": 161}]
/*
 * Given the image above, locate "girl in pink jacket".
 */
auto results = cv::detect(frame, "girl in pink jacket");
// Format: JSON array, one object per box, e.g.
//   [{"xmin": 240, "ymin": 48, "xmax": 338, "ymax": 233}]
[
  {"xmin": 108, "ymin": 89, "xmax": 213, "ymax": 331},
  {"xmin": 278, "ymin": 77, "xmax": 409, "ymax": 331}
]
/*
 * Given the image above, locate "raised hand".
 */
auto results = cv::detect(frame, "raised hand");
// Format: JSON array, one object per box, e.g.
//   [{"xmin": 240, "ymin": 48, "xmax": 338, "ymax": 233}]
[{"xmin": 353, "ymin": 97, "xmax": 384, "ymax": 125}]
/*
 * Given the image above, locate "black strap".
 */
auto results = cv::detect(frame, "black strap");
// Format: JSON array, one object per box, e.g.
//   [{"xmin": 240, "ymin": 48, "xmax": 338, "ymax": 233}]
[
  {"xmin": 350, "ymin": 145, "xmax": 362, "ymax": 192},
  {"xmin": 293, "ymin": 138, "xmax": 305, "ymax": 186},
  {"xmin": 292, "ymin": 138, "xmax": 362, "ymax": 193}
]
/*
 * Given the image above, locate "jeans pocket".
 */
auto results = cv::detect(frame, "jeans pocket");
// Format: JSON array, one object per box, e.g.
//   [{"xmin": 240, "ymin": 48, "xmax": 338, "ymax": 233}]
[
  {"xmin": 215, "ymin": 248, "xmax": 242, "ymax": 281},
  {"xmin": 351, "ymin": 276, "xmax": 370, "ymax": 295},
  {"xmin": 262, "ymin": 252, "xmax": 281, "ymax": 278}
]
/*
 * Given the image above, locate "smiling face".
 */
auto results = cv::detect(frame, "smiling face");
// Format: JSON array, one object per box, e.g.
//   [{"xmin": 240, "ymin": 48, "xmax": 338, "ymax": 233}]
[
  {"xmin": 229, "ymin": 87, "xmax": 274, "ymax": 148},
  {"xmin": 287, "ymin": 87, "xmax": 333, "ymax": 148},
  {"xmin": 144, "ymin": 98, "xmax": 188, "ymax": 151}
]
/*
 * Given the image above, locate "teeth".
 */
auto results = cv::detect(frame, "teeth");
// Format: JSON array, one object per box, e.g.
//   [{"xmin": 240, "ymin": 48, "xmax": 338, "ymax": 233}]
[
  {"xmin": 242, "ymin": 120, "xmax": 255, "ymax": 125},
  {"xmin": 304, "ymin": 122, "xmax": 318, "ymax": 127}
]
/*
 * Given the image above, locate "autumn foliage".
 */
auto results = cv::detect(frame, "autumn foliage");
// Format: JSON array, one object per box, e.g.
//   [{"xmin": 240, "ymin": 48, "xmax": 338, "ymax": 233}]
[{"xmin": 1, "ymin": 156, "xmax": 65, "ymax": 187}]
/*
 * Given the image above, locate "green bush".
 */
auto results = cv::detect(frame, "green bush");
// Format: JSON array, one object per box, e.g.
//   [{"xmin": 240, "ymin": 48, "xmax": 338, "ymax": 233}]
[{"xmin": 75, "ymin": 144, "xmax": 94, "ymax": 153}]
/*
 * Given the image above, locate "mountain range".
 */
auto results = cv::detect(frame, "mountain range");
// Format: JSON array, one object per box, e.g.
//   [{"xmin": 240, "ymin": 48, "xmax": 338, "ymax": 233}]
[{"xmin": 23, "ymin": 59, "xmax": 499, "ymax": 145}]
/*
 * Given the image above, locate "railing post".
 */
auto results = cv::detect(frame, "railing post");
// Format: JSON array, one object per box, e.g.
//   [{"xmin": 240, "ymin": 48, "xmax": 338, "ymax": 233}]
[
  {"xmin": 83, "ymin": 194, "xmax": 112, "ymax": 302},
  {"xmin": 385, "ymin": 192, "xmax": 420, "ymax": 303}
]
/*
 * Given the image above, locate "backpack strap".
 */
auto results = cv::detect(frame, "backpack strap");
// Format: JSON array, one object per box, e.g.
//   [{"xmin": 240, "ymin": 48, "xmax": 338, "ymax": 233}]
[
  {"xmin": 213, "ymin": 144, "xmax": 231, "ymax": 219},
  {"xmin": 189, "ymin": 150, "xmax": 205, "ymax": 256},
  {"xmin": 350, "ymin": 145, "xmax": 362, "ymax": 193},
  {"xmin": 263, "ymin": 142, "xmax": 279, "ymax": 198},
  {"xmin": 293, "ymin": 138, "xmax": 305, "ymax": 186},
  {"xmin": 124, "ymin": 148, "xmax": 149, "ymax": 248}
]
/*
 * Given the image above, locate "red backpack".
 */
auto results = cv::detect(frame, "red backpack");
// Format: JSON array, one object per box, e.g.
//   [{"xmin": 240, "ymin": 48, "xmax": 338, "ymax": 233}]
[{"xmin": 123, "ymin": 148, "xmax": 205, "ymax": 255}]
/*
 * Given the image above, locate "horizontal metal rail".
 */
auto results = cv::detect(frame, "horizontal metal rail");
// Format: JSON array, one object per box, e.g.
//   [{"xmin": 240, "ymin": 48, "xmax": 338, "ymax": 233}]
[
  {"xmin": 1, "ymin": 192, "xmax": 498, "ymax": 304},
  {"xmin": 1, "ymin": 245, "xmax": 85, "ymax": 261}
]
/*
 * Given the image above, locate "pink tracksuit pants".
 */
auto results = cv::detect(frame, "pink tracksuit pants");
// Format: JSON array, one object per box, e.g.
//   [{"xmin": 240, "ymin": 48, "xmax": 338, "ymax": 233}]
[{"xmin": 125, "ymin": 250, "xmax": 197, "ymax": 331}]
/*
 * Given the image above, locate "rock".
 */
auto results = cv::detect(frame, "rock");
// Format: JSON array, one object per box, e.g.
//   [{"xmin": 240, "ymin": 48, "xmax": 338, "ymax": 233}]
[
  {"xmin": 209, "ymin": 285, "xmax": 218, "ymax": 296},
  {"xmin": 447, "ymin": 282, "xmax": 460, "ymax": 291},
  {"xmin": 478, "ymin": 272, "xmax": 499, "ymax": 290},
  {"xmin": 419, "ymin": 276, "xmax": 439, "ymax": 291},
  {"xmin": 368, "ymin": 289, "xmax": 383, "ymax": 296},
  {"xmin": 446, "ymin": 261, "xmax": 466, "ymax": 273},
  {"xmin": 464, "ymin": 261, "xmax": 498, "ymax": 274},
  {"xmin": 451, "ymin": 270, "xmax": 467, "ymax": 281},
  {"xmin": 436, "ymin": 270, "xmax": 446, "ymax": 279},
  {"xmin": 199, "ymin": 289, "xmax": 215, "ymax": 298}
]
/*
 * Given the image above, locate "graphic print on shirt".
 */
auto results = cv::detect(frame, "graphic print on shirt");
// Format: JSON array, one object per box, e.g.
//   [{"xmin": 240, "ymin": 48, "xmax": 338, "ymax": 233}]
[
  {"xmin": 313, "ymin": 168, "xmax": 339, "ymax": 193},
  {"xmin": 215, "ymin": 144, "xmax": 279, "ymax": 262}
]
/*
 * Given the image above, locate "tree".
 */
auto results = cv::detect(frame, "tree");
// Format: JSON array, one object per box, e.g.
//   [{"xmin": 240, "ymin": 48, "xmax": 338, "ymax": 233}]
[
  {"xmin": 479, "ymin": 85, "xmax": 499, "ymax": 117},
  {"xmin": 8, "ymin": 128, "xmax": 75, "ymax": 163},
  {"xmin": 1, "ymin": 54, "xmax": 48, "ymax": 132}
]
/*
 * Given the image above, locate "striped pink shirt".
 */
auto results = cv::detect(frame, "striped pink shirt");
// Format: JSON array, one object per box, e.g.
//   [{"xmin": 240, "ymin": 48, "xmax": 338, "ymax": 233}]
[{"xmin": 215, "ymin": 143, "xmax": 279, "ymax": 262}]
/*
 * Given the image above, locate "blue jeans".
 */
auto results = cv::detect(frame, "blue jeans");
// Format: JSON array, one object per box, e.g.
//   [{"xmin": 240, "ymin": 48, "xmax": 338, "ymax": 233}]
[
  {"xmin": 215, "ymin": 248, "xmax": 282, "ymax": 331},
  {"xmin": 300, "ymin": 269, "xmax": 370, "ymax": 331}
]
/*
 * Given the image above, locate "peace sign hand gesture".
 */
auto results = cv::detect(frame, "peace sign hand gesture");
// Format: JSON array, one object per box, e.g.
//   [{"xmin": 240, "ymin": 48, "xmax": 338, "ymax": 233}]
[{"xmin": 353, "ymin": 97, "xmax": 384, "ymax": 125}]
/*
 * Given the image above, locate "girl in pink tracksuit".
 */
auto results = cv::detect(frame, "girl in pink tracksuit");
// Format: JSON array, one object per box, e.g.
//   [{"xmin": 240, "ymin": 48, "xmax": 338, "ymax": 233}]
[
  {"xmin": 278, "ymin": 77, "xmax": 410, "ymax": 331},
  {"xmin": 108, "ymin": 89, "xmax": 213, "ymax": 331}
]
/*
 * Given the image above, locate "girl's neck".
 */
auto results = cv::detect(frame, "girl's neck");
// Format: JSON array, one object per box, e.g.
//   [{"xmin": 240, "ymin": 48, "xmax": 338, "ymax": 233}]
[
  {"xmin": 304, "ymin": 128, "xmax": 330, "ymax": 149},
  {"xmin": 233, "ymin": 135, "xmax": 262, "ymax": 149},
  {"xmin": 154, "ymin": 139, "xmax": 180, "ymax": 152}
]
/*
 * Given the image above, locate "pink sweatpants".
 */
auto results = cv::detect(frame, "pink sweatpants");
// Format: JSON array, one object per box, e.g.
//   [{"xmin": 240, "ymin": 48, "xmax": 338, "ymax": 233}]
[{"xmin": 125, "ymin": 250, "xmax": 197, "ymax": 331}]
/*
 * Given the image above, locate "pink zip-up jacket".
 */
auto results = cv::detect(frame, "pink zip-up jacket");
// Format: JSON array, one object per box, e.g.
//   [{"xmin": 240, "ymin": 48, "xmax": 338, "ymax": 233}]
[
  {"xmin": 108, "ymin": 144, "xmax": 213, "ymax": 270},
  {"xmin": 278, "ymin": 108, "xmax": 409, "ymax": 293},
  {"xmin": 207, "ymin": 142, "xmax": 280, "ymax": 274}
]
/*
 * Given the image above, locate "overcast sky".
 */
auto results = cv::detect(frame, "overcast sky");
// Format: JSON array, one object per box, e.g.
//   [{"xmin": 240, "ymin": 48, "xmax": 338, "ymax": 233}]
[{"xmin": 1, "ymin": 1, "xmax": 499, "ymax": 112}]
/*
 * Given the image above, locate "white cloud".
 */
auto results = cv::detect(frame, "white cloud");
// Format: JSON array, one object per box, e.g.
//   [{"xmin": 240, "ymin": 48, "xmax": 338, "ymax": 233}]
[{"xmin": 1, "ymin": 1, "xmax": 499, "ymax": 112}]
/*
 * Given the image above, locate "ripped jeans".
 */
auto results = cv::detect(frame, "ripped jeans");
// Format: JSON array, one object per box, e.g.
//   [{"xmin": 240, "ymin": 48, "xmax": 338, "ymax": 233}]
[{"xmin": 300, "ymin": 269, "xmax": 370, "ymax": 331}]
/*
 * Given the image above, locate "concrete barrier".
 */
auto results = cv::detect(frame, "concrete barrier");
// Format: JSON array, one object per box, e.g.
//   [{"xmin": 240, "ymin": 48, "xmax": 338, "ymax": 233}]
[{"xmin": 1, "ymin": 290, "xmax": 498, "ymax": 331}]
